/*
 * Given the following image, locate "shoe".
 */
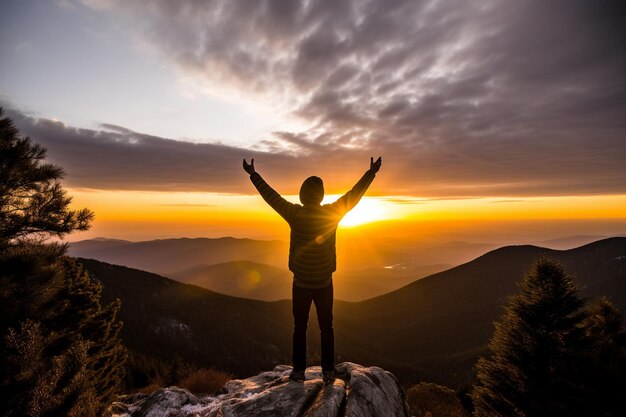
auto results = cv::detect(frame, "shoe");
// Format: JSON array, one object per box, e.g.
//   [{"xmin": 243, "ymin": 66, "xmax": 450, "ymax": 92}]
[
  {"xmin": 322, "ymin": 370, "xmax": 335, "ymax": 384},
  {"xmin": 289, "ymin": 369, "xmax": 305, "ymax": 382}
]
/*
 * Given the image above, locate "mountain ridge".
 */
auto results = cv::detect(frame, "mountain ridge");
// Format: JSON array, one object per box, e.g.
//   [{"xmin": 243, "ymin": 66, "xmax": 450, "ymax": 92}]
[
  {"xmin": 168, "ymin": 259, "xmax": 447, "ymax": 302},
  {"xmin": 79, "ymin": 237, "xmax": 626, "ymax": 387}
]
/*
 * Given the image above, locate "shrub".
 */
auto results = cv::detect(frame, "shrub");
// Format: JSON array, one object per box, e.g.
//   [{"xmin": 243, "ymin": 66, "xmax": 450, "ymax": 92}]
[
  {"xmin": 178, "ymin": 368, "xmax": 233, "ymax": 395},
  {"xmin": 407, "ymin": 382, "xmax": 469, "ymax": 417}
]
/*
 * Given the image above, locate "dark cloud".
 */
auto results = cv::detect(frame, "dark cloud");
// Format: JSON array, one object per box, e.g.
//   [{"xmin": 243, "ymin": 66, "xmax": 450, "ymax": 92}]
[
  {"xmin": 4, "ymin": 107, "xmax": 270, "ymax": 193},
  {"xmin": 4, "ymin": 104, "xmax": 625, "ymax": 197},
  {"xmin": 94, "ymin": 0, "xmax": 624, "ymax": 187},
  {"xmin": 8, "ymin": 0, "xmax": 626, "ymax": 196}
]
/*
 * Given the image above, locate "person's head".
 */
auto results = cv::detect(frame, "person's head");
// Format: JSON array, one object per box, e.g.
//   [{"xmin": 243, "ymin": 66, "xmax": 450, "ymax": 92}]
[{"xmin": 299, "ymin": 176, "xmax": 324, "ymax": 206}]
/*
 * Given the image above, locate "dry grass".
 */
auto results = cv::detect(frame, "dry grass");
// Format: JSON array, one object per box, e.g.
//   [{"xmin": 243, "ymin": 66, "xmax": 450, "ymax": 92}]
[
  {"xmin": 133, "ymin": 381, "xmax": 162, "ymax": 395},
  {"xmin": 178, "ymin": 368, "xmax": 233, "ymax": 396}
]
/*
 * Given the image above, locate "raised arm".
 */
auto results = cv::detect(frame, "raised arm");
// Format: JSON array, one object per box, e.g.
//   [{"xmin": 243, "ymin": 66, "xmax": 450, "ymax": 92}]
[
  {"xmin": 243, "ymin": 158, "xmax": 298, "ymax": 223},
  {"xmin": 329, "ymin": 157, "xmax": 381, "ymax": 216}
]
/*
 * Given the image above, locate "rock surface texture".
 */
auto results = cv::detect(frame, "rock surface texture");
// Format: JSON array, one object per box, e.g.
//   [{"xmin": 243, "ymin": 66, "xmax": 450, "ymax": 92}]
[{"xmin": 111, "ymin": 362, "xmax": 411, "ymax": 417}]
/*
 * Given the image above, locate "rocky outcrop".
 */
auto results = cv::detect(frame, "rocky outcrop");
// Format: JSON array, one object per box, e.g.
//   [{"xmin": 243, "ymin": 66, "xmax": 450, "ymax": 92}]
[{"xmin": 111, "ymin": 362, "xmax": 411, "ymax": 417}]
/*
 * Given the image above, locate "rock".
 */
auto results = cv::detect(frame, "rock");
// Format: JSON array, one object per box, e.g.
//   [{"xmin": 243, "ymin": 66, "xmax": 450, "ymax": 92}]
[{"xmin": 111, "ymin": 362, "xmax": 411, "ymax": 417}]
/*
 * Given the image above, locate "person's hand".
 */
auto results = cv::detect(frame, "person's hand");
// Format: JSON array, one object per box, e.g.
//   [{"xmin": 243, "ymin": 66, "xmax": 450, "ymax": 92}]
[
  {"xmin": 243, "ymin": 158, "xmax": 255, "ymax": 175},
  {"xmin": 370, "ymin": 156, "xmax": 382, "ymax": 173}
]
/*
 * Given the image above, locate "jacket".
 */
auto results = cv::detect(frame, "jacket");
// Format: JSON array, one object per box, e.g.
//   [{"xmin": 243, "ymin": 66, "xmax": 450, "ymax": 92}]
[{"xmin": 250, "ymin": 170, "xmax": 376, "ymax": 288}]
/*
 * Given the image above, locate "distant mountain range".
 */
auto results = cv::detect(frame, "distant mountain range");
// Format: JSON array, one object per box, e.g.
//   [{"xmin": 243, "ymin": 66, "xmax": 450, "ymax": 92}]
[
  {"xmin": 69, "ymin": 237, "xmax": 289, "ymax": 274},
  {"xmin": 169, "ymin": 261, "xmax": 447, "ymax": 302},
  {"xmin": 80, "ymin": 237, "xmax": 626, "ymax": 388},
  {"xmin": 535, "ymin": 234, "xmax": 626, "ymax": 249},
  {"xmin": 68, "ymin": 235, "xmax": 480, "ymax": 274},
  {"xmin": 69, "ymin": 234, "xmax": 620, "ymax": 301},
  {"xmin": 69, "ymin": 236, "xmax": 452, "ymax": 301}
]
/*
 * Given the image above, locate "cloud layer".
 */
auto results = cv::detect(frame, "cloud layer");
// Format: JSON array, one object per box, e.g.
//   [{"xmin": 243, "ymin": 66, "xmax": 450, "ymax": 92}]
[
  {"xmin": 5, "ymin": 101, "xmax": 624, "ymax": 197},
  {"xmin": 105, "ymin": 0, "xmax": 625, "ymax": 140},
  {"xmin": 7, "ymin": 0, "xmax": 626, "ymax": 196}
]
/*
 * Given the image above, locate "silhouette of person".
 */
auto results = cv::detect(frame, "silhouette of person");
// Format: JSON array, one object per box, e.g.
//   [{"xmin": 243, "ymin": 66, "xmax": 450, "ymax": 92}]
[{"xmin": 243, "ymin": 156, "xmax": 382, "ymax": 383}]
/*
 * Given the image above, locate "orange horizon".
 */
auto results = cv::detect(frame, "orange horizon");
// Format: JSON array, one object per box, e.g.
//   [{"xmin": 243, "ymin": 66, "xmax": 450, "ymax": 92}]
[{"xmin": 64, "ymin": 188, "xmax": 626, "ymax": 243}]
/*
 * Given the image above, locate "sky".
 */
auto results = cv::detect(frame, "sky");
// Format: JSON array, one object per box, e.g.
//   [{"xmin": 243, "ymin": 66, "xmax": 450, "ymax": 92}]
[{"xmin": 1, "ymin": 0, "xmax": 625, "ymax": 243}]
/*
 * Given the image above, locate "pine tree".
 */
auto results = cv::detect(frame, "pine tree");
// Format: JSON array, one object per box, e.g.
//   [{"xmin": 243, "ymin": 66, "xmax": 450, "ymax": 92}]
[
  {"xmin": 164, "ymin": 354, "xmax": 190, "ymax": 387},
  {"xmin": 0, "ymin": 245, "xmax": 105, "ymax": 416},
  {"xmin": 0, "ymin": 109, "xmax": 126, "ymax": 415},
  {"xmin": 581, "ymin": 298, "xmax": 626, "ymax": 417},
  {"xmin": 3, "ymin": 319, "xmax": 97, "ymax": 417},
  {"xmin": 0, "ymin": 108, "xmax": 92, "ymax": 247},
  {"xmin": 54, "ymin": 258, "xmax": 127, "ymax": 412},
  {"xmin": 472, "ymin": 259, "xmax": 588, "ymax": 417}
]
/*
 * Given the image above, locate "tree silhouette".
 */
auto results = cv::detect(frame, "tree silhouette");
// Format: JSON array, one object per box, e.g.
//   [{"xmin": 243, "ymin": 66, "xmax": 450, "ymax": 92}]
[
  {"xmin": 472, "ymin": 259, "xmax": 588, "ymax": 417},
  {"xmin": 0, "ymin": 109, "xmax": 125, "ymax": 416},
  {"xmin": 0, "ymin": 107, "xmax": 92, "ymax": 247},
  {"xmin": 581, "ymin": 297, "xmax": 626, "ymax": 417}
]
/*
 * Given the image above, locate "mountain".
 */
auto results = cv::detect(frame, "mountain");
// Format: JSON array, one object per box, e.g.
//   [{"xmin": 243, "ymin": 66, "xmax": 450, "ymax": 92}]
[
  {"xmin": 169, "ymin": 261, "xmax": 448, "ymax": 302},
  {"xmin": 535, "ymin": 235, "xmax": 621, "ymax": 250},
  {"xmin": 333, "ymin": 264, "xmax": 449, "ymax": 302},
  {"xmin": 68, "ymin": 236, "xmax": 483, "ymax": 299},
  {"xmin": 68, "ymin": 237, "xmax": 132, "ymax": 252},
  {"xmin": 81, "ymin": 258, "xmax": 293, "ymax": 377},
  {"xmin": 67, "ymin": 236, "xmax": 491, "ymax": 275},
  {"xmin": 337, "ymin": 237, "xmax": 626, "ymax": 385},
  {"xmin": 170, "ymin": 261, "xmax": 292, "ymax": 301},
  {"xmin": 79, "ymin": 237, "xmax": 626, "ymax": 388},
  {"xmin": 69, "ymin": 237, "xmax": 289, "ymax": 274}
]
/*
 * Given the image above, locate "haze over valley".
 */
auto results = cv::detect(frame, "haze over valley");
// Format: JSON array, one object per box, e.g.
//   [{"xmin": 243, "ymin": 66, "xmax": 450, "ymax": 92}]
[{"xmin": 69, "ymin": 233, "xmax": 624, "ymax": 301}]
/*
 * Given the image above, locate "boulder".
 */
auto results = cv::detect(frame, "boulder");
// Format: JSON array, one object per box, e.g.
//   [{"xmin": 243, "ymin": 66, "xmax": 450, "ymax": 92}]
[{"xmin": 111, "ymin": 362, "xmax": 411, "ymax": 417}]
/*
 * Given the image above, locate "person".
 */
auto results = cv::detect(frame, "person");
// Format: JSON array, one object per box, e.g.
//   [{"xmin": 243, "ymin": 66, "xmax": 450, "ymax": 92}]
[{"xmin": 242, "ymin": 156, "xmax": 382, "ymax": 383}]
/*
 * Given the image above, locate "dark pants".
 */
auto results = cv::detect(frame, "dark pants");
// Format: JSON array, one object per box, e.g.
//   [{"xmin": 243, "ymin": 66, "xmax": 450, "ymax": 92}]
[{"xmin": 292, "ymin": 281, "xmax": 334, "ymax": 372}]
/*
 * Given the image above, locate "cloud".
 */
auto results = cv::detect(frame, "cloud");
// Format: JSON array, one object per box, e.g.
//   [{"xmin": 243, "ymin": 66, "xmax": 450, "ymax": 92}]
[
  {"xmin": 75, "ymin": 0, "xmax": 624, "ymax": 194},
  {"xmin": 4, "ymin": 104, "xmax": 625, "ymax": 197},
  {"xmin": 6, "ymin": 0, "xmax": 626, "ymax": 197},
  {"xmin": 96, "ymin": 0, "xmax": 625, "ymax": 138}
]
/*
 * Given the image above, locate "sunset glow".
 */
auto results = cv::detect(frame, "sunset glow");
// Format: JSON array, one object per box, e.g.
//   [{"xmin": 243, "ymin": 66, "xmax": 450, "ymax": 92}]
[
  {"xmin": 327, "ymin": 196, "xmax": 396, "ymax": 227},
  {"xmin": 64, "ymin": 188, "xmax": 626, "ymax": 242},
  {"xmin": 3, "ymin": 1, "xmax": 626, "ymax": 410},
  {"xmin": 2, "ymin": 1, "xmax": 624, "ymax": 244}
]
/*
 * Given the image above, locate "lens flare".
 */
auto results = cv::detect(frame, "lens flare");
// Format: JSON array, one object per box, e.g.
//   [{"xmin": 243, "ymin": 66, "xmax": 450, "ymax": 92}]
[{"xmin": 238, "ymin": 269, "xmax": 261, "ymax": 290}]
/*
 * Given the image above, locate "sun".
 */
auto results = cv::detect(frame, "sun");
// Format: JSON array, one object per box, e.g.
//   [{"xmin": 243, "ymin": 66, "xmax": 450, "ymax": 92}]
[{"xmin": 332, "ymin": 196, "xmax": 390, "ymax": 227}]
